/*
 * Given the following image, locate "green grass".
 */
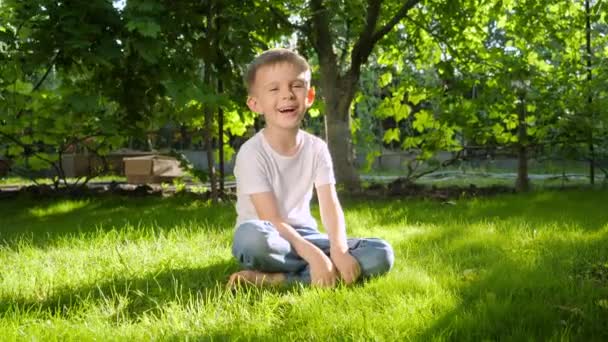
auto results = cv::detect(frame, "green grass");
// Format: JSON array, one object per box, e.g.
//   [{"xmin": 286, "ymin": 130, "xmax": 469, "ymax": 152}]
[{"xmin": 1, "ymin": 191, "xmax": 607, "ymax": 340}]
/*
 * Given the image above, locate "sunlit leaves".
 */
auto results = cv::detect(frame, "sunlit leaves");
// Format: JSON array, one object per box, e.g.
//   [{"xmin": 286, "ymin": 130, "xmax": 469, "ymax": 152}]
[
  {"xmin": 224, "ymin": 109, "xmax": 254, "ymax": 137},
  {"xmin": 526, "ymin": 52, "xmax": 552, "ymax": 73},
  {"xmin": 408, "ymin": 89, "xmax": 427, "ymax": 106},
  {"xmin": 379, "ymin": 72, "xmax": 393, "ymax": 88},
  {"xmin": 376, "ymin": 95, "xmax": 411, "ymax": 123},
  {"xmin": 308, "ymin": 108, "xmax": 321, "ymax": 118},
  {"xmin": 412, "ymin": 110, "xmax": 437, "ymax": 133},
  {"xmin": 8, "ymin": 80, "xmax": 32, "ymax": 95},
  {"xmin": 383, "ymin": 128, "xmax": 401, "ymax": 144}
]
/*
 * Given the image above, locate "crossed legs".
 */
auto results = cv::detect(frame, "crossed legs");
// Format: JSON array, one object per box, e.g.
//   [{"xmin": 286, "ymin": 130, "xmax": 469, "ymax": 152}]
[{"xmin": 229, "ymin": 220, "xmax": 394, "ymax": 286}]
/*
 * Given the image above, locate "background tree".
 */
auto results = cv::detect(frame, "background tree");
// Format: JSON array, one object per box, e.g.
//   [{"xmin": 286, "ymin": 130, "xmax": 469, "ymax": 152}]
[
  {"xmin": 1, "ymin": 0, "xmax": 607, "ymax": 192},
  {"xmin": 270, "ymin": 0, "xmax": 426, "ymax": 190}
]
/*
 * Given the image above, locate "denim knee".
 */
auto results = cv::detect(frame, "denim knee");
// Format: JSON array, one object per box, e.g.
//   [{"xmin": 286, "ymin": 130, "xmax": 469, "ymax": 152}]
[
  {"xmin": 356, "ymin": 238, "xmax": 394, "ymax": 277},
  {"xmin": 232, "ymin": 221, "xmax": 274, "ymax": 268}
]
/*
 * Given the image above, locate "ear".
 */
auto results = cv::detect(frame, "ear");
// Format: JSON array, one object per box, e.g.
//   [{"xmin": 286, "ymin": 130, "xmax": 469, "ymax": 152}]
[
  {"xmin": 246, "ymin": 96, "xmax": 261, "ymax": 113},
  {"xmin": 305, "ymin": 87, "xmax": 316, "ymax": 108}
]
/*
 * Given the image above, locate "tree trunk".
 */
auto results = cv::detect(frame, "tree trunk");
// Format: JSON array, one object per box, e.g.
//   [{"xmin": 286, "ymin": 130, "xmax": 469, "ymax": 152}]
[
  {"xmin": 204, "ymin": 106, "xmax": 218, "ymax": 202},
  {"xmin": 321, "ymin": 76, "xmax": 360, "ymax": 191},
  {"xmin": 203, "ymin": 1, "xmax": 218, "ymax": 202},
  {"xmin": 307, "ymin": 0, "xmax": 421, "ymax": 191},
  {"xmin": 515, "ymin": 95, "xmax": 529, "ymax": 192},
  {"xmin": 203, "ymin": 65, "xmax": 218, "ymax": 203},
  {"xmin": 585, "ymin": 0, "xmax": 595, "ymax": 185},
  {"xmin": 325, "ymin": 114, "xmax": 359, "ymax": 191},
  {"xmin": 515, "ymin": 144, "xmax": 529, "ymax": 192},
  {"xmin": 218, "ymin": 80, "xmax": 225, "ymax": 195}
]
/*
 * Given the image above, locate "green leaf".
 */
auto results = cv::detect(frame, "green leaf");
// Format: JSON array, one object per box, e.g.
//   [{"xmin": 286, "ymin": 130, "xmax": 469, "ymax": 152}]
[
  {"xmin": 408, "ymin": 90, "xmax": 426, "ymax": 106},
  {"xmin": 379, "ymin": 72, "xmax": 392, "ymax": 87},
  {"xmin": 12, "ymin": 80, "xmax": 33, "ymax": 95},
  {"xmin": 383, "ymin": 128, "xmax": 400, "ymax": 144},
  {"xmin": 8, "ymin": 145, "xmax": 24, "ymax": 156},
  {"xmin": 412, "ymin": 110, "xmax": 434, "ymax": 133},
  {"xmin": 126, "ymin": 18, "xmax": 162, "ymax": 38},
  {"xmin": 224, "ymin": 145, "xmax": 236, "ymax": 162},
  {"xmin": 21, "ymin": 135, "xmax": 33, "ymax": 144},
  {"xmin": 525, "ymin": 115, "xmax": 536, "ymax": 125},
  {"xmin": 351, "ymin": 117, "xmax": 361, "ymax": 135},
  {"xmin": 394, "ymin": 103, "xmax": 411, "ymax": 123},
  {"xmin": 496, "ymin": 15, "xmax": 507, "ymax": 29},
  {"xmin": 28, "ymin": 155, "xmax": 52, "ymax": 171},
  {"xmin": 492, "ymin": 123, "xmax": 504, "ymax": 136},
  {"xmin": 363, "ymin": 150, "xmax": 381, "ymax": 172},
  {"xmin": 402, "ymin": 136, "xmax": 421, "ymax": 149},
  {"xmin": 505, "ymin": 114, "xmax": 518, "ymax": 130},
  {"xmin": 308, "ymin": 108, "xmax": 321, "ymax": 118}
]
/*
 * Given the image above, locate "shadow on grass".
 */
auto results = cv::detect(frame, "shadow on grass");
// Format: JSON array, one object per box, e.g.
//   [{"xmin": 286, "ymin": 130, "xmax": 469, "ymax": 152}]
[
  {"xmin": 0, "ymin": 260, "xmax": 241, "ymax": 323},
  {"xmin": 2, "ymin": 190, "xmax": 607, "ymax": 339},
  {"xmin": 400, "ymin": 226, "xmax": 608, "ymax": 340},
  {"xmin": 0, "ymin": 196, "xmax": 236, "ymax": 248}
]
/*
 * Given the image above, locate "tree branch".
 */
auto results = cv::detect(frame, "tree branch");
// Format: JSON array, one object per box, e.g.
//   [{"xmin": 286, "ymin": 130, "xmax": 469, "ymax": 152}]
[
  {"xmin": 337, "ymin": 19, "xmax": 352, "ymax": 68},
  {"xmin": 403, "ymin": 14, "xmax": 459, "ymax": 60},
  {"xmin": 406, "ymin": 150, "xmax": 463, "ymax": 181},
  {"xmin": 370, "ymin": 0, "xmax": 420, "ymax": 47},
  {"xmin": 349, "ymin": 0, "xmax": 420, "ymax": 78},
  {"xmin": 309, "ymin": 0, "xmax": 338, "ymax": 80},
  {"xmin": 15, "ymin": 49, "xmax": 62, "ymax": 119},
  {"xmin": 32, "ymin": 49, "xmax": 61, "ymax": 92},
  {"xmin": 350, "ymin": 0, "xmax": 382, "ymax": 72},
  {"xmin": 269, "ymin": 5, "xmax": 308, "ymax": 34},
  {"xmin": 0, "ymin": 131, "xmax": 65, "ymax": 187},
  {"xmin": 0, "ymin": 132, "xmax": 56, "ymax": 166}
]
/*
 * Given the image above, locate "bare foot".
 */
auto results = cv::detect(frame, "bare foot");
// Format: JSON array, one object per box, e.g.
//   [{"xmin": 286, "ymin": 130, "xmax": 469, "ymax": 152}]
[{"xmin": 227, "ymin": 270, "xmax": 286, "ymax": 287}]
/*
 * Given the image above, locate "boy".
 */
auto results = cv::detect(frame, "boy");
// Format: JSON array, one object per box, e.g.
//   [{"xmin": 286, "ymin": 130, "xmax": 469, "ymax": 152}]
[{"xmin": 228, "ymin": 48, "xmax": 394, "ymax": 288}]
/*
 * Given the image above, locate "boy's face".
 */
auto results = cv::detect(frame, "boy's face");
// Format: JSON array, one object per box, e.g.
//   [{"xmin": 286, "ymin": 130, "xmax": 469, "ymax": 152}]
[{"xmin": 246, "ymin": 62, "xmax": 315, "ymax": 132}]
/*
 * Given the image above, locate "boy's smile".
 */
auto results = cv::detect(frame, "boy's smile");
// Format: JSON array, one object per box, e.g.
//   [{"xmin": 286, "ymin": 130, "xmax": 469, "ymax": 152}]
[{"xmin": 247, "ymin": 62, "xmax": 315, "ymax": 132}]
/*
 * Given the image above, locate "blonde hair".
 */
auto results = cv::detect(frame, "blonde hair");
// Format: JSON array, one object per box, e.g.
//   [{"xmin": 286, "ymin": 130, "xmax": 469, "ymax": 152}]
[{"xmin": 245, "ymin": 48, "xmax": 310, "ymax": 92}]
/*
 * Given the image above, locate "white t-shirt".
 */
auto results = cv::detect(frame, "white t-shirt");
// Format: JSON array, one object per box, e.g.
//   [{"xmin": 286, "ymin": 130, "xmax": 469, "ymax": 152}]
[{"xmin": 234, "ymin": 129, "xmax": 336, "ymax": 228}]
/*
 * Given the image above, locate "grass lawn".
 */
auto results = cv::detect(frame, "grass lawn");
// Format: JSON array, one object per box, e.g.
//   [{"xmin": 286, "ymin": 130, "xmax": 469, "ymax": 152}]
[{"xmin": 1, "ymin": 190, "xmax": 607, "ymax": 341}]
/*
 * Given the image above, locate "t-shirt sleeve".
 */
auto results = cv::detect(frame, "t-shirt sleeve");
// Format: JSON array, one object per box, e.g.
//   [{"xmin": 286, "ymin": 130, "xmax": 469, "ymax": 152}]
[
  {"xmin": 314, "ymin": 140, "xmax": 336, "ymax": 187},
  {"xmin": 234, "ymin": 146, "xmax": 272, "ymax": 194}
]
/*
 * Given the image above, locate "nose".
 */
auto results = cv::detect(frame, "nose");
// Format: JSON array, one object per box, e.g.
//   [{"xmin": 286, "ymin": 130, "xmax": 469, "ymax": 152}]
[{"xmin": 280, "ymin": 87, "xmax": 295, "ymax": 99}]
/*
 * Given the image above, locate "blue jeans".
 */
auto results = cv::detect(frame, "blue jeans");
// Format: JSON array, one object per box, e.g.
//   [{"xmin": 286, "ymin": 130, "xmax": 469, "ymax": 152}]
[{"xmin": 232, "ymin": 220, "xmax": 394, "ymax": 284}]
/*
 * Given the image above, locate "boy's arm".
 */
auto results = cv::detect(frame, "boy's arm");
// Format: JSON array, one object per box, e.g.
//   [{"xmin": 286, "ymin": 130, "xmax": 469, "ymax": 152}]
[
  {"xmin": 249, "ymin": 191, "xmax": 338, "ymax": 287},
  {"xmin": 316, "ymin": 183, "xmax": 361, "ymax": 284}
]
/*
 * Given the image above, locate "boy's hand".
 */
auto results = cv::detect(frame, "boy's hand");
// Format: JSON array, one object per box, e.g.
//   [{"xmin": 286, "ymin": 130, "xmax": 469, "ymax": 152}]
[
  {"xmin": 331, "ymin": 251, "xmax": 361, "ymax": 285},
  {"xmin": 308, "ymin": 250, "xmax": 339, "ymax": 287}
]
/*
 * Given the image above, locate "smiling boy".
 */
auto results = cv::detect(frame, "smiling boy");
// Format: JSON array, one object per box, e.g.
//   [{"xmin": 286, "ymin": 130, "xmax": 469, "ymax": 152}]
[{"xmin": 228, "ymin": 48, "xmax": 394, "ymax": 287}]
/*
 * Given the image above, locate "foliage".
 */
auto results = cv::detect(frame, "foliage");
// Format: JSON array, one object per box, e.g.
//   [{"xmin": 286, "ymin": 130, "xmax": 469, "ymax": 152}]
[
  {"xmin": 348, "ymin": 0, "xmax": 608, "ymax": 184},
  {"xmin": 1, "ymin": 0, "xmax": 607, "ymax": 189},
  {"xmin": 0, "ymin": 0, "xmax": 128, "ymax": 187},
  {"xmin": 0, "ymin": 0, "xmax": 287, "ymax": 192}
]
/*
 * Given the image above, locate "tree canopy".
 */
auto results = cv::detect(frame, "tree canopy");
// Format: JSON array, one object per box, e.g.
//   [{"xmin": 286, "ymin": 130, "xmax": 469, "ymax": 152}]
[{"xmin": 1, "ymin": 0, "xmax": 607, "ymax": 192}]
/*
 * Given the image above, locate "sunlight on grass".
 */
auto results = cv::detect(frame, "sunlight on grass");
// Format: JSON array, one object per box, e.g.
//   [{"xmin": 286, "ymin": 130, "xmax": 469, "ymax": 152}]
[
  {"xmin": 28, "ymin": 200, "xmax": 91, "ymax": 218},
  {"xmin": 1, "ymin": 190, "xmax": 607, "ymax": 340}
]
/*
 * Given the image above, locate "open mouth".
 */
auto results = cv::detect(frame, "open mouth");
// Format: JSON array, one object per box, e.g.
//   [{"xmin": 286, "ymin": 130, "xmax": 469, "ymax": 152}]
[{"xmin": 278, "ymin": 107, "xmax": 297, "ymax": 115}]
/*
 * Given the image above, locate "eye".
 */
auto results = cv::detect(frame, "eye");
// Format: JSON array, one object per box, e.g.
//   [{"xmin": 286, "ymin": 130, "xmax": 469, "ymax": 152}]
[
  {"xmin": 292, "ymin": 84, "xmax": 304, "ymax": 88},
  {"xmin": 269, "ymin": 88, "xmax": 279, "ymax": 92}
]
